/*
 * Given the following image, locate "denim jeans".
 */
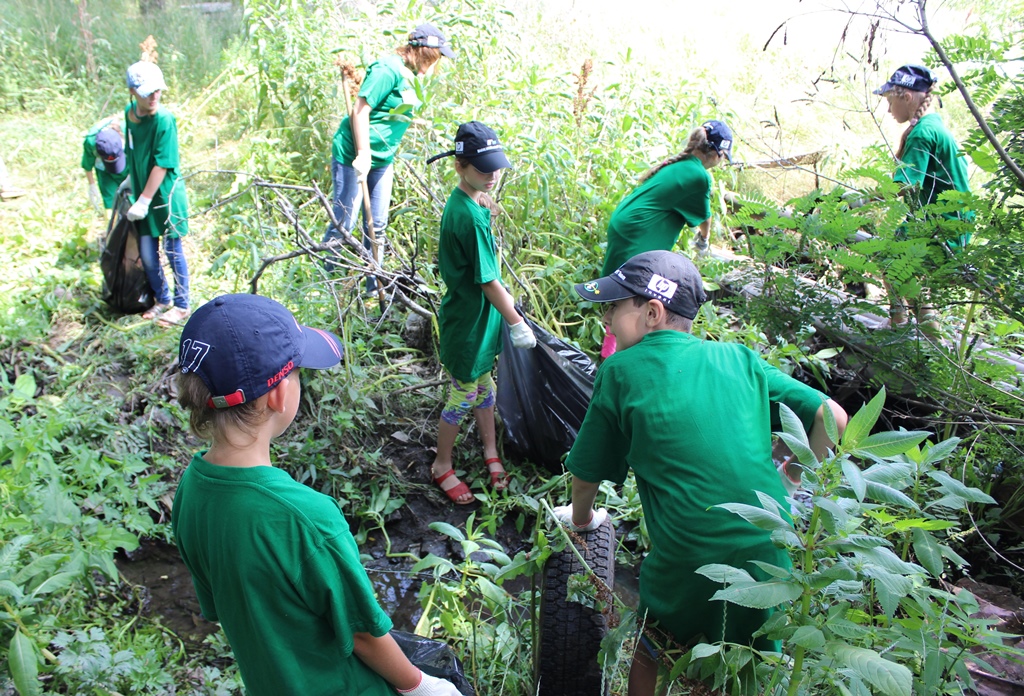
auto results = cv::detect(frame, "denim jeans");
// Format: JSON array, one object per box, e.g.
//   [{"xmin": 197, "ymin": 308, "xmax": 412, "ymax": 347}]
[
  {"xmin": 139, "ymin": 234, "xmax": 189, "ymax": 309},
  {"xmin": 323, "ymin": 158, "xmax": 393, "ymax": 291}
]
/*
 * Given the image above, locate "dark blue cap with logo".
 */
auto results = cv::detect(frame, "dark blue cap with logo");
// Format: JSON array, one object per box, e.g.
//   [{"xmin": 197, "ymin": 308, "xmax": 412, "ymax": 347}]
[
  {"xmin": 874, "ymin": 64, "xmax": 937, "ymax": 95},
  {"xmin": 428, "ymin": 120, "xmax": 512, "ymax": 172},
  {"xmin": 408, "ymin": 23, "xmax": 455, "ymax": 59},
  {"xmin": 95, "ymin": 128, "xmax": 126, "ymax": 175},
  {"xmin": 574, "ymin": 250, "xmax": 707, "ymax": 320},
  {"xmin": 702, "ymin": 120, "xmax": 734, "ymax": 161},
  {"xmin": 178, "ymin": 294, "xmax": 344, "ymax": 409}
]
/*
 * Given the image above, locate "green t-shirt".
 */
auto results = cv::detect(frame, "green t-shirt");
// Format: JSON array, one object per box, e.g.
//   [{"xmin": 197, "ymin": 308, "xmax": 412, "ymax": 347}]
[
  {"xmin": 331, "ymin": 55, "xmax": 420, "ymax": 169},
  {"xmin": 171, "ymin": 453, "xmax": 394, "ymax": 696},
  {"xmin": 566, "ymin": 331, "xmax": 826, "ymax": 645},
  {"xmin": 81, "ymin": 116, "xmax": 128, "ymax": 209},
  {"xmin": 437, "ymin": 187, "xmax": 504, "ymax": 382},
  {"xmin": 602, "ymin": 156, "xmax": 712, "ymax": 275},
  {"xmin": 894, "ymin": 113, "xmax": 972, "ymax": 248},
  {"xmin": 124, "ymin": 105, "xmax": 190, "ymax": 238}
]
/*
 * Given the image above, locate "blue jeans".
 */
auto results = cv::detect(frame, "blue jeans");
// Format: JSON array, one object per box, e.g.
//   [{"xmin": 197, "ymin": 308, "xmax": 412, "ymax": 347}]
[
  {"xmin": 323, "ymin": 158, "xmax": 393, "ymax": 291},
  {"xmin": 139, "ymin": 234, "xmax": 189, "ymax": 309}
]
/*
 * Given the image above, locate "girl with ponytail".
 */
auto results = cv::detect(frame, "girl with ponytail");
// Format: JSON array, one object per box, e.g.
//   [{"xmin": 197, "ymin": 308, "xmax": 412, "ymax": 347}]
[
  {"xmin": 874, "ymin": 64, "xmax": 972, "ymax": 331},
  {"xmin": 598, "ymin": 120, "xmax": 733, "ymax": 356}
]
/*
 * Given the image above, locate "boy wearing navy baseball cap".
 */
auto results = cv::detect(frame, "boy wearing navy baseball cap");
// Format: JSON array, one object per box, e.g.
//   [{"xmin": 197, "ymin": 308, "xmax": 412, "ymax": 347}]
[
  {"xmin": 554, "ymin": 251, "xmax": 848, "ymax": 694},
  {"xmin": 172, "ymin": 294, "xmax": 460, "ymax": 696}
]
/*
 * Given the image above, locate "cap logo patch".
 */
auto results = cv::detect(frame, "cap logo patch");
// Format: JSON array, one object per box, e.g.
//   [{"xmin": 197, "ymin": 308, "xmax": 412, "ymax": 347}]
[
  {"xmin": 720, "ymin": 139, "xmax": 732, "ymax": 150},
  {"xmin": 584, "ymin": 281, "xmax": 600, "ymax": 294},
  {"xmin": 180, "ymin": 338, "xmax": 211, "ymax": 373},
  {"xmin": 455, "ymin": 142, "xmax": 464, "ymax": 153},
  {"xmin": 425, "ymin": 35, "xmax": 440, "ymax": 47},
  {"xmin": 613, "ymin": 270, "xmax": 627, "ymax": 282},
  {"xmin": 897, "ymin": 73, "xmax": 916, "ymax": 86},
  {"xmin": 646, "ymin": 273, "xmax": 678, "ymax": 301},
  {"xmin": 267, "ymin": 360, "xmax": 295, "ymax": 389}
]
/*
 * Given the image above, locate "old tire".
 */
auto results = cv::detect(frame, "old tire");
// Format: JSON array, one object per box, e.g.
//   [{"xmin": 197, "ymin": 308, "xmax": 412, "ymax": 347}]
[{"xmin": 536, "ymin": 517, "xmax": 616, "ymax": 696}]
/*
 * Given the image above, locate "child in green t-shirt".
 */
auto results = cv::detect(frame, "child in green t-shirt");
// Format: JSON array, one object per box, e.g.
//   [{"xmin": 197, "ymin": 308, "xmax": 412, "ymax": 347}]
[
  {"xmin": 124, "ymin": 60, "xmax": 191, "ymax": 326},
  {"xmin": 556, "ymin": 251, "xmax": 848, "ymax": 695},
  {"xmin": 599, "ymin": 120, "xmax": 733, "ymax": 358},
  {"xmin": 173, "ymin": 294, "xmax": 461, "ymax": 696},
  {"xmin": 427, "ymin": 121, "xmax": 537, "ymax": 504},
  {"xmin": 874, "ymin": 64, "xmax": 972, "ymax": 333},
  {"xmin": 81, "ymin": 116, "xmax": 128, "ymax": 210}
]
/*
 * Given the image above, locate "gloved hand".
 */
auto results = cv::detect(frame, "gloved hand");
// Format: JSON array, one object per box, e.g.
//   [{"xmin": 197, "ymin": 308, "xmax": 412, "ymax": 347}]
[
  {"xmin": 552, "ymin": 505, "xmax": 608, "ymax": 532},
  {"xmin": 692, "ymin": 231, "xmax": 710, "ymax": 257},
  {"xmin": 777, "ymin": 457, "xmax": 800, "ymax": 496},
  {"xmin": 396, "ymin": 670, "xmax": 461, "ymax": 696},
  {"xmin": 127, "ymin": 195, "xmax": 152, "ymax": 221},
  {"xmin": 509, "ymin": 320, "xmax": 536, "ymax": 349},
  {"xmin": 116, "ymin": 176, "xmax": 132, "ymax": 195},
  {"xmin": 352, "ymin": 150, "xmax": 372, "ymax": 181},
  {"xmin": 87, "ymin": 183, "xmax": 102, "ymax": 211}
]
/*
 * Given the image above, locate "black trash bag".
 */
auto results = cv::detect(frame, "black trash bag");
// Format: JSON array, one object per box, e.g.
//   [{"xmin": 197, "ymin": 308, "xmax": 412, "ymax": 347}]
[
  {"xmin": 100, "ymin": 187, "xmax": 155, "ymax": 315},
  {"xmin": 391, "ymin": 630, "xmax": 476, "ymax": 696},
  {"xmin": 496, "ymin": 314, "xmax": 597, "ymax": 474}
]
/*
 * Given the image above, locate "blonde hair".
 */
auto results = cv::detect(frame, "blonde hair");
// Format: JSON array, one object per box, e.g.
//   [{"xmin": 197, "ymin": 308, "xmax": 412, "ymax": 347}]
[
  {"xmin": 889, "ymin": 85, "xmax": 933, "ymax": 160},
  {"xmin": 395, "ymin": 44, "xmax": 441, "ymax": 75},
  {"xmin": 639, "ymin": 127, "xmax": 719, "ymax": 184},
  {"xmin": 176, "ymin": 371, "xmax": 268, "ymax": 441}
]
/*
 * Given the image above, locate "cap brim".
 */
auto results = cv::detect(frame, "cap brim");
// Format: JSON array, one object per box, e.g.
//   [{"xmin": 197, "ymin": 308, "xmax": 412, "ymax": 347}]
[
  {"xmin": 440, "ymin": 45, "xmax": 455, "ymax": 59},
  {"xmin": 873, "ymin": 82, "xmax": 894, "ymax": 96},
  {"xmin": 469, "ymin": 150, "xmax": 511, "ymax": 173},
  {"xmin": 298, "ymin": 326, "xmax": 345, "ymax": 369},
  {"xmin": 104, "ymin": 152, "xmax": 127, "ymax": 175},
  {"xmin": 574, "ymin": 275, "xmax": 634, "ymax": 304}
]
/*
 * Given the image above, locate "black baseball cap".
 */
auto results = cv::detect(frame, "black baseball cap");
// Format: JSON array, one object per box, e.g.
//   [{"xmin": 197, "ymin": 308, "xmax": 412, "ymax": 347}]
[
  {"xmin": 702, "ymin": 120, "xmax": 734, "ymax": 162},
  {"xmin": 179, "ymin": 294, "xmax": 344, "ymax": 409},
  {"xmin": 428, "ymin": 121, "xmax": 512, "ymax": 173},
  {"xmin": 408, "ymin": 23, "xmax": 455, "ymax": 59},
  {"xmin": 95, "ymin": 128, "xmax": 126, "ymax": 175},
  {"xmin": 574, "ymin": 250, "xmax": 707, "ymax": 320},
  {"xmin": 874, "ymin": 64, "xmax": 937, "ymax": 95}
]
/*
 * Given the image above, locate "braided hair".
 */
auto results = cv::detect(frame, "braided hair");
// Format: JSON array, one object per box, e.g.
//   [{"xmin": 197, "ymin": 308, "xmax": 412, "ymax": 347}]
[
  {"xmin": 890, "ymin": 85, "xmax": 934, "ymax": 160},
  {"xmin": 638, "ymin": 126, "xmax": 719, "ymax": 184}
]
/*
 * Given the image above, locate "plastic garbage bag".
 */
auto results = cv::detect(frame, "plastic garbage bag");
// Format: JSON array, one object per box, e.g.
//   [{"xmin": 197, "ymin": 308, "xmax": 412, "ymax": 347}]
[
  {"xmin": 100, "ymin": 187, "xmax": 155, "ymax": 315},
  {"xmin": 391, "ymin": 630, "xmax": 476, "ymax": 696},
  {"xmin": 496, "ymin": 315, "xmax": 597, "ymax": 474}
]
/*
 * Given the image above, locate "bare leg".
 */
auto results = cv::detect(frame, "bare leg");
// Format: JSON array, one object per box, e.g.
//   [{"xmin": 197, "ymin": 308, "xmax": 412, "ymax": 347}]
[
  {"xmin": 431, "ymin": 419, "xmax": 473, "ymax": 504},
  {"xmin": 628, "ymin": 645, "xmax": 661, "ymax": 696},
  {"xmin": 474, "ymin": 405, "xmax": 507, "ymax": 489}
]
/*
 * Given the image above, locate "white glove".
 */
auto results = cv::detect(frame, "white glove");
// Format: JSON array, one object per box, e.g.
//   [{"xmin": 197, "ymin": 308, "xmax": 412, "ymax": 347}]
[
  {"xmin": 127, "ymin": 195, "xmax": 152, "ymax": 221},
  {"xmin": 509, "ymin": 320, "xmax": 536, "ymax": 349},
  {"xmin": 553, "ymin": 505, "xmax": 608, "ymax": 532},
  {"xmin": 396, "ymin": 670, "xmax": 461, "ymax": 696},
  {"xmin": 352, "ymin": 150, "xmax": 372, "ymax": 181},
  {"xmin": 777, "ymin": 457, "xmax": 800, "ymax": 496},
  {"xmin": 88, "ymin": 183, "xmax": 102, "ymax": 211},
  {"xmin": 692, "ymin": 231, "xmax": 710, "ymax": 257}
]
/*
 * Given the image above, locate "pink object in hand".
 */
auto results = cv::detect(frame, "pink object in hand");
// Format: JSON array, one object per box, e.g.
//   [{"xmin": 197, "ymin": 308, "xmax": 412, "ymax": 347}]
[{"xmin": 600, "ymin": 331, "xmax": 617, "ymax": 359}]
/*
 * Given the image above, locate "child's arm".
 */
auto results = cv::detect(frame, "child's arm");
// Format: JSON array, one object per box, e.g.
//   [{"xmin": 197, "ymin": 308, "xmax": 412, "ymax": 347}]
[
  {"xmin": 809, "ymin": 399, "xmax": 848, "ymax": 460},
  {"xmin": 350, "ymin": 97, "xmax": 373, "ymax": 178},
  {"xmin": 481, "ymin": 280, "xmax": 536, "ymax": 348},
  {"xmin": 352, "ymin": 632, "xmax": 460, "ymax": 695},
  {"xmin": 553, "ymin": 475, "xmax": 607, "ymax": 531},
  {"xmin": 126, "ymin": 165, "xmax": 168, "ymax": 221}
]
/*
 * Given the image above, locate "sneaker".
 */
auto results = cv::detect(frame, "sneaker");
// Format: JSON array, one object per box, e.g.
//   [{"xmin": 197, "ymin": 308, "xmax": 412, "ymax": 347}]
[{"xmin": 157, "ymin": 306, "xmax": 191, "ymax": 327}]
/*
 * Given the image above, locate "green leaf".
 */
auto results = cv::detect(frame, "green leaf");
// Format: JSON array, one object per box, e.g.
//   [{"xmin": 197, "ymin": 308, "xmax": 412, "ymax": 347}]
[
  {"xmin": 691, "ymin": 643, "xmax": 721, "ymax": 659},
  {"xmin": 0, "ymin": 536, "xmax": 31, "ymax": 575},
  {"xmin": 411, "ymin": 554, "xmax": 456, "ymax": 575},
  {"xmin": 865, "ymin": 568, "xmax": 913, "ymax": 617},
  {"xmin": 912, "ymin": 528, "xmax": 945, "ymax": 577},
  {"xmin": 842, "ymin": 460, "xmax": 867, "ymax": 501},
  {"xmin": 864, "ymin": 481, "xmax": 919, "ymax": 510},
  {"xmin": 791, "ymin": 626, "xmax": 826, "ymax": 650},
  {"xmin": 842, "ymin": 388, "xmax": 886, "ymax": 450},
  {"xmin": 850, "ymin": 430, "xmax": 930, "ymax": 458},
  {"xmin": 926, "ymin": 470, "xmax": 996, "ymax": 504},
  {"xmin": 710, "ymin": 580, "xmax": 802, "ymax": 609},
  {"xmin": 713, "ymin": 503, "xmax": 792, "ymax": 533},
  {"xmin": 696, "ymin": 564, "xmax": 755, "ymax": 584},
  {"xmin": 827, "ymin": 643, "xmax": 912, "ymax": 696},
  {"xmin": 921, "ymin": 438, "xmax": 960, "ymax": 466},
  {"xmin": 428, "ymin": 521, "xmax": 466, "ymax": 542},
  {"xmin": 29, "ymin": 571, "xmax": 77, "ymax": 598},
  {"xmin": 9, "ymin": 629, "xmax": 41, "ymax": 696},
  {"xmin": 776, "ymin": 403, "xmax": 817, "ymax": 466},
  {"xmin": 822, "ymin": 398, "xmax": 840, "ymax": 446}
]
